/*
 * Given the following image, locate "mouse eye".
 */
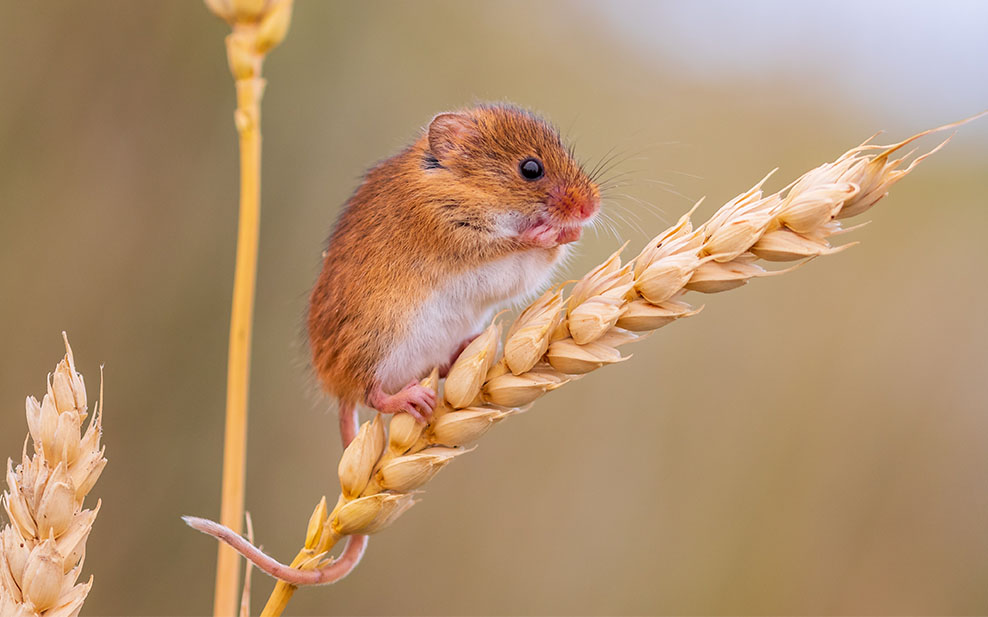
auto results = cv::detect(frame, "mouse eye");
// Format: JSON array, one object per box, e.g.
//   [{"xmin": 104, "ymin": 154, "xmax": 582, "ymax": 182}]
[{"xmin": 519, "ymin": 157, "xmax": 544, "ymax": 180}]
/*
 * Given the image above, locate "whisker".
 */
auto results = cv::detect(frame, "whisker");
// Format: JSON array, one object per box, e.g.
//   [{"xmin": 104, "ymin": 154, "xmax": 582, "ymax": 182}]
[
  {"xmin": 601, "ymin": 199, "xmax": 645, "ymax": 227},
  {"xmin": 588, "ymin": 145, "xmax": 652, "ymax": 182},
  {"xmin": 592, "ymin": 152, "xmax": 640, "ymax": 183},
  {"xmin": 596, "ymin": 212, "xmax": 622, "ymax": 242},
  {"xmin": 587, "ymin": 145, "xmax": 620, "ymax": 180},
  {"xmin": 608, "ymin": 193, "xmax": 669, "ymax": 226},
  {"xmin": 665, "ymin": 168, "xmax": 705, "ymax": 181},
  {"xmin": 600, "ymin": 210, "xmax": 636, "ymax": 239},
  {"xmin": 594, "ymin": 154, "xmax": 654, "ymax": 183},
  {"xmin": 598, "ymin": 181, "xmax": 637, "ymax": 195},
  {"xmin": 596, "ymin": 169, "xmax": 642, "ymax": 190},
  {"xmin": 639, "ymin": 178, "xmax": 698, "ymax": 204}
]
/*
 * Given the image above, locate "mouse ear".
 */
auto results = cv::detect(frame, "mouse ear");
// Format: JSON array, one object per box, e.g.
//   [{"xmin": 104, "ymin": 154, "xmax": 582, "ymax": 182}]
[{"xmin": 428, "ymin": 112, "xmax": 479, "ymax": 161}]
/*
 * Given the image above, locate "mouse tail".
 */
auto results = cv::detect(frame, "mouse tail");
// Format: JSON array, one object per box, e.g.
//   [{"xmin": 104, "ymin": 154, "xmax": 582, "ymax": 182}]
[
  {"xmin": 338, "ymin": 399, "xmax": 359, "ymax": 447},
  {"xmin": 181, "ymin": 399, "xmax": 371, "ymax": 587},
  {"xmin": 183, "ymin": 515, "xmax": 369, "ymax": 586}
]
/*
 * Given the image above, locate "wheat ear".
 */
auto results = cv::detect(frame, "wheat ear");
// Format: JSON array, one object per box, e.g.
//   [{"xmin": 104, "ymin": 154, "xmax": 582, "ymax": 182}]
[
  {"xmin": 185, "ymin": 116, "xmax": 978, "ymax": 615},
  {"xmin": 0, "ymin": 334, "xmax": 106, "ymax": 617},
  {"xmin": 201, "ymin": 1, "xmax": 294, "ymax": 614}
]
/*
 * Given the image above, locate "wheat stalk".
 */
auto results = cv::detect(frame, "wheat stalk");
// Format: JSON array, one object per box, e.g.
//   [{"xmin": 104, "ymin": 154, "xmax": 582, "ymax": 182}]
[
  {"xmin": 0, "ymin": 334, "xmax": 105, "ymax": 617},
  {"xmin": 185, "ymin": 116, "xmax": 976, "ymax": 615},
  {"xmin": 201, "ymin": 1, "xmax": 294, "ymax": 614}
]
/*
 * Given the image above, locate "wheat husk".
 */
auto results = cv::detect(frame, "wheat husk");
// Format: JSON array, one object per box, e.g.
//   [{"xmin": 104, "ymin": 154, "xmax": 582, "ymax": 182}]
[{"xmin": 0, "ymin": 334, "xmax": 104, "ymax": 617}]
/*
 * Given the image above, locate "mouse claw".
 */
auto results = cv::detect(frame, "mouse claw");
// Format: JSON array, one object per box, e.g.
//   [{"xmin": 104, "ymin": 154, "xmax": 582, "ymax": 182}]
[{"xmin": 369, "ymin": 382, "xmax": 437, "ymax": 424}]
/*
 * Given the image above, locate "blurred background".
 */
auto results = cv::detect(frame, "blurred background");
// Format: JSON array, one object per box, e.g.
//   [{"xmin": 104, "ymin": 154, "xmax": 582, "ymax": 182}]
[{"xmin": 1, "ymin": 1, "xmax": 987, "ymax": 615}]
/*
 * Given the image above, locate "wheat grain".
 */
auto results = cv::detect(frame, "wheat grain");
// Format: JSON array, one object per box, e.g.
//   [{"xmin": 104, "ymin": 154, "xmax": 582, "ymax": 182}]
[{"xmin": 0, "ymin": 334, "xmax": 105, "ymax": 617}]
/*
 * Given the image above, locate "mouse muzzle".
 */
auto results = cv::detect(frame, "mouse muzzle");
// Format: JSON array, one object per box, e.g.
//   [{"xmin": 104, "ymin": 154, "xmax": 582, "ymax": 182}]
[
  {"xmin": 540, "ymin": 183, "xmax": 600, "ymax": 245},
  {"xmin": 548, "ymin": 183, "xmax": 600, "ymax": 224}
]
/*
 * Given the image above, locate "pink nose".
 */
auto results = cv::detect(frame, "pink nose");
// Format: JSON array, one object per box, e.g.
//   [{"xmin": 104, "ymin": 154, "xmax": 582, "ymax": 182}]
[
  {"xmin": 578, "ymin": 198, "xmax": 599, "ymax": 219},
  {"xmin": 552, "ymin": 186, "xmax": 599, "ymax": 221}
]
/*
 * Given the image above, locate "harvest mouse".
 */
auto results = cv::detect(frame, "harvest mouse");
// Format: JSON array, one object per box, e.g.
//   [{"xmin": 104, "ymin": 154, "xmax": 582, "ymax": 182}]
[
  {"xmin": 308, "ymin": 104, "xmax": 600, "ymax": 443},
  {"xmin": 184, "ymin": 104, "xmax": 603, "ymax": 585}
]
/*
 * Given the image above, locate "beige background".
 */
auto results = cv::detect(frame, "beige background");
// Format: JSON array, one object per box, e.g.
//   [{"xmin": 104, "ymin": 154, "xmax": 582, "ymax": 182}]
[{"xmin": 1, "ymin": 1, "xmax": 986, "ymax": 615}]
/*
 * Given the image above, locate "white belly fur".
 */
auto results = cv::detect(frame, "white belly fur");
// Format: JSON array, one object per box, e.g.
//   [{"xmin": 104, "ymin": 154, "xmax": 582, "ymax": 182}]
[{"xmin": 376, "ymin": 247, "xmax": 566, "ymax": 391}]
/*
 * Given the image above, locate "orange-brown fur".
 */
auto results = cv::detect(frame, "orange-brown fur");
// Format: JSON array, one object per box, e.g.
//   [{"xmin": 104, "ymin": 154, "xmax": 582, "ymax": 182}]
[{"xmin": 308, "ymin": 104, "xmax": 599, "ymax": 407}]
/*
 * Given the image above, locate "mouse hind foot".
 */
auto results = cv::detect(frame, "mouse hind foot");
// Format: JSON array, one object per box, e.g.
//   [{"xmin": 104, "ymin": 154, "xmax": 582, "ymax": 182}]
[{"xmin": 368, "ymin": 381, "xmax": 437, "ymax": 424}]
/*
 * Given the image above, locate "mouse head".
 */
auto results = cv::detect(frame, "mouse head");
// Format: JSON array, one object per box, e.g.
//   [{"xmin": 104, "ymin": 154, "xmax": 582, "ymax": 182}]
[{"xmin": 425, "ymin": 105, "xmax": 600, "ymax": 245}]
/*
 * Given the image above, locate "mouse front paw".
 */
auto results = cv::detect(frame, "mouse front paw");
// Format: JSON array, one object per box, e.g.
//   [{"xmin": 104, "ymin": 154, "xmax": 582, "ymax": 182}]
[
  {"xmin": 519, "ymin": 222, "xmax": 582, "ymax": 248},
  {"xmin": 519, "ymin": 223, "xmax": 561, "ymax": 248}
]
